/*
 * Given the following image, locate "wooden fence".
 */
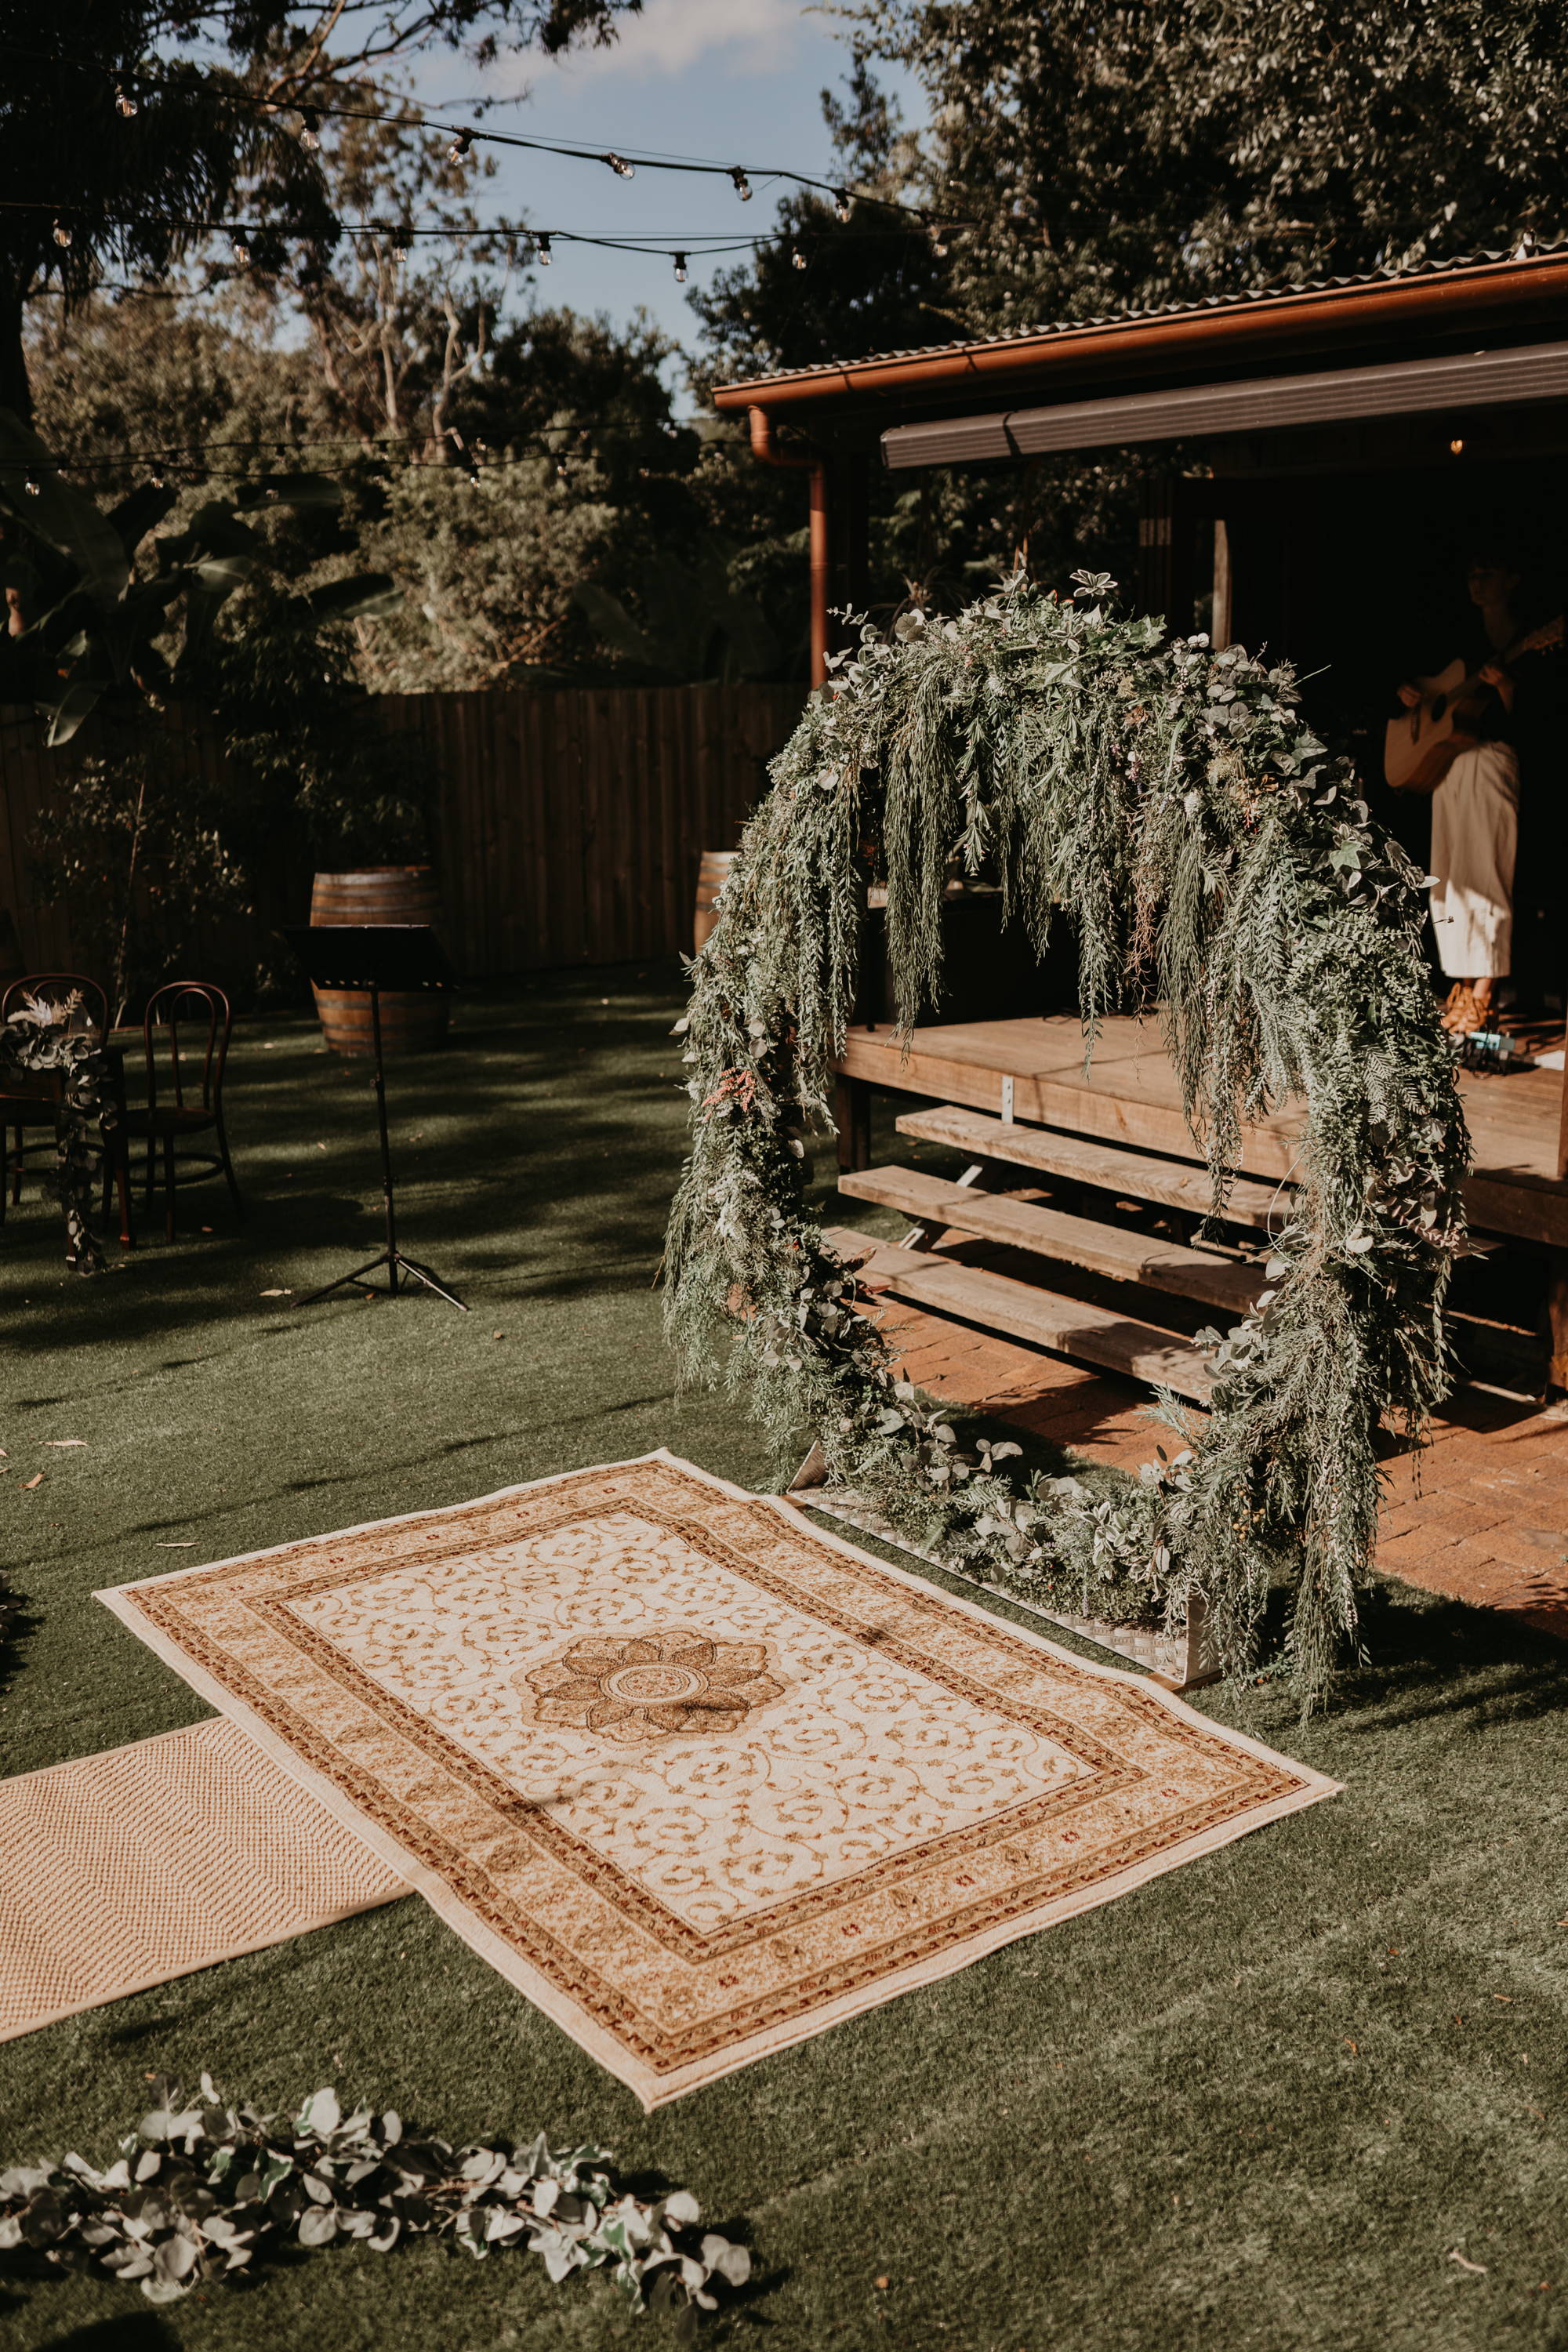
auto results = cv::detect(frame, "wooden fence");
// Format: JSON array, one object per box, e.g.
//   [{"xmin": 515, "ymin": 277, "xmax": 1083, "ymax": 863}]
[{"xmin": 0, "ymin": 683, "xmax": 804, "ymax": 982}]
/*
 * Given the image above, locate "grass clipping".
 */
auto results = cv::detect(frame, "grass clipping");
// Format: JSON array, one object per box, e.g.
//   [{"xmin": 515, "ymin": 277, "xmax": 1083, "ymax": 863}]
[{"xmin": 666, "ymin": 574, "xmax": 1468, "ymax": 1709}]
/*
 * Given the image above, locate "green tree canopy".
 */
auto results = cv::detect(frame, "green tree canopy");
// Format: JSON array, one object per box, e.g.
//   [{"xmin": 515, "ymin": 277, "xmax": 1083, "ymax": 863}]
[
  {"xmin": 837, "ymin": 0, "xmax": 1568, "ymax": 325},
  {"xmin": 0, "ymin": 0, "xmax": 642, "ymax": 416}
]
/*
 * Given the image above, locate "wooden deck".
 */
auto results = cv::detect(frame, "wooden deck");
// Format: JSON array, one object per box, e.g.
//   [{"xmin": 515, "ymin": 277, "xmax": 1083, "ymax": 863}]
[{"xmin": 836, "ymin": 1013, "xmax": 1568, "ymax": 1247}]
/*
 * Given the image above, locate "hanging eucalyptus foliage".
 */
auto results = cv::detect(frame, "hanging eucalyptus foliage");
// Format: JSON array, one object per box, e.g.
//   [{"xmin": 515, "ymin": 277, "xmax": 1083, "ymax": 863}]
[{"xmin": 666, "ymin": 575, "xmax": 1469, "ymax": 1708}]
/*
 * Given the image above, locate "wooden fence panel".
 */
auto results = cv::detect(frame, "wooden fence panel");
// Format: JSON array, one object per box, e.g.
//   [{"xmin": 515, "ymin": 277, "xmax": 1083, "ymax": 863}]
[{"xmin": 0, "ymin": 683, "xmax": 804, "ymax": 984}]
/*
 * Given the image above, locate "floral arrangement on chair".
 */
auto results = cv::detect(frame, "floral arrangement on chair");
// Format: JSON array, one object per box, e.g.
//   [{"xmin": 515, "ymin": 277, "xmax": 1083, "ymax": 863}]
[{"xmin": 0, "ymin": 989, "xmax": 114, "ymax": 1274}]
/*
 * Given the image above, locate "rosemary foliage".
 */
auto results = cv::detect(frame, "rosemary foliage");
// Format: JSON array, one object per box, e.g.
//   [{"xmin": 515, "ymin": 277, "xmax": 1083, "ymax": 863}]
[{"xmin": 666, "ymin": 575, "xmax": 1468, "ymax": 1709}]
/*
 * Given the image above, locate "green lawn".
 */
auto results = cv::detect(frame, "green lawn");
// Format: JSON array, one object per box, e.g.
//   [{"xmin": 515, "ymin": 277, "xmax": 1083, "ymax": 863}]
[{"xmin": 2, "ymin": 967, "xmax": 1564, "ymax": 2352}]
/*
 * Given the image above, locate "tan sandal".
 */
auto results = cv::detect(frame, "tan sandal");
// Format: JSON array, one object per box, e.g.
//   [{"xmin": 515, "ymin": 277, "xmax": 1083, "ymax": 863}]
[{"xmin": 1441, "ymin": 986, "xmax": 1485, "ymax": 1035}]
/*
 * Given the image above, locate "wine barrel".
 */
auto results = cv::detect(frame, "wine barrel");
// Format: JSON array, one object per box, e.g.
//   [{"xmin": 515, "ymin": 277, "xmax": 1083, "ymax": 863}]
[
  {"xmin": 309, "ymin": 867, "xmax": 451, "ymax": 1055},
  {"xmin": 693, "ymin": 850, "xmax": 738, "ymax": 953}
]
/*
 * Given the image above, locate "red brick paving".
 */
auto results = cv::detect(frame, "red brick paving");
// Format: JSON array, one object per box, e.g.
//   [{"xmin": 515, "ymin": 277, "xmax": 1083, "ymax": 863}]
[{"xmin": 868, "ymin": 1290, "xmax": 1568, "ymax": 1642}]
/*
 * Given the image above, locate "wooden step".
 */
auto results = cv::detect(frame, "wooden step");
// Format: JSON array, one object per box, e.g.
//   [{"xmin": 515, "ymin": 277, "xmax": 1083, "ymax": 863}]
[
  {"xmin": 826, "ymin": 1227, "xmax": 1213, "ymax": 1403},
  {"xmin": 895, "ymin": 1105, "xmax": 1290, "ymax": 1230},
  {"xmin": 839, "ymin": 1165, "xmax": 1262, "ymax": 1315}
]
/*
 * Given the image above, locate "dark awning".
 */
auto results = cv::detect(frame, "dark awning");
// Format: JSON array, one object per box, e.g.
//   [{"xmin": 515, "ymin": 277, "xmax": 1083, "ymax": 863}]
[{"xmin": 880, "ymin": 338, "xmax": 1568, "ymax": 468}]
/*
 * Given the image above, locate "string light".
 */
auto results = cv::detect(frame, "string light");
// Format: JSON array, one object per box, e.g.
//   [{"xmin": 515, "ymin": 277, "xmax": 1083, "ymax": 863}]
[
  {"xmin": 535, "ymin": 231, "xmax": 551, "ymax": 264},
  {"xmin": 672, "ymin": 251, "xmax": 688, "ymax": 282},
  {"xmin": 151, "ymin": 464, "xmax": 166, "ymax": 488},
  {"xmin": 0, "ymin": 41, "xmax": 956, "ymax": 241},
  {"xmin": 555, "ymin": 455, "xmax": 569, "ymax": 479},
  {"xmin": 791, "ymin": 245, "xmax": 808, "ymax": 270},
  {"xmin": 929, "ymin": 226, "xmax": 949, "ymax": 256},
  {"xmin": 447, "ymin": 126, "xmax": 473, "ymax": 162},
  {"xmin": 53, "ymin": 220, "xmax": 71, "ymax": 248},
  {"xmin": 231, "ymin": 234, "xmax": 251, "ymax": 265},
  {"xmin": 604, "ymin": 152, "xmax": 634, "ymax": 180},
  {"xmin": 24, "ymin": 471, "xmax": 40, "ymax": 495}
]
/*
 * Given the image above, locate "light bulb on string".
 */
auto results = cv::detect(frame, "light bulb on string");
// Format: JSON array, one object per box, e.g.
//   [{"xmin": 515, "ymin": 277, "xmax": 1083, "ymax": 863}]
[
  {"xmin": 298, "ymin": 107, "xmax": 321, "ymax": 151},
  {"xmin": 151, "ymin": 465, "xmax": 166, "ymax": 489},
  {"xmin": 833, "ymin": 188, "xmax": 851, "ymax": 223},
  {"xmin": 231, "ymin": 234, "xmax": 252, "ymax": 266},
  {"xmin": 554, "ymin": 454, "xmax": 569, "ymax": 480},
  {"xmin": 115, "ymin": 87, "xmax": 137, "ymax": 118},
  {"xmin": 729, "ymin": 168, "xmax": 753, "ymax": 201},
  {"xmin": 24, "ymin": 471, "xmax": 40, "ymax": 496},
  {"xmin": 929, "ymin": 224, "xmax": 949, "ymax": 256},
  {"xmin": 53, "ymin": 220, "xmax": 72, "ymax": 249},
  {"xmin": 791, "ymin": 245, "xmax": 808, "ymax": 270},
  {"xmin": 604, "ymin": 152, "xmax": 634, "ymax": 179},
  {"xmin": 672, "ymin": 251, "xmax": 688, "ymax": 283},
  {"xmin": 447, "ymin": 127, "xmax": 474, "ymax": 162},
  {"xmin": 535, "ymin": 232, "xmax": 552, "ymax": 265}
]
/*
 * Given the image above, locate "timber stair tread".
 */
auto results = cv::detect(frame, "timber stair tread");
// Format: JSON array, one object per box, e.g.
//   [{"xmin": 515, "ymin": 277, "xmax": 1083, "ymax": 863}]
[
  {"xmin": 840, "ymin": 1163, "xmax": 1264, "ymax": 1316},
  {"xmin": 826, "ymin": 1226, "xmax": 1214, "ymax": 1404},
  {"xmin": 895, "ymin": 1105, "xmax": 1290, "ymax": 1231}
]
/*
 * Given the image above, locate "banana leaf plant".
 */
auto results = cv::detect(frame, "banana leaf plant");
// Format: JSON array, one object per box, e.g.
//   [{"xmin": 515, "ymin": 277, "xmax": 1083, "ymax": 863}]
[
  {"xmin": 0, "ymin": 405, "xmax": 401, "ymax": 744},
  {"xmin": 569, "ymin": 545, "xmax": 783, "ymax": 685}
]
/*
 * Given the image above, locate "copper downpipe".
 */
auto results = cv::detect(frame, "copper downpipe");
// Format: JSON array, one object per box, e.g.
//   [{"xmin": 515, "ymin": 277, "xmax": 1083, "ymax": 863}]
[{"xmin": 747, "ymin": 405, "xmax": 829, "ymax": 687}]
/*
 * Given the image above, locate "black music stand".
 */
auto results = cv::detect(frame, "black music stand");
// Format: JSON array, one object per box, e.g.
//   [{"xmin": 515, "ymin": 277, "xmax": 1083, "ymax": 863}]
[{"xmin": 283, "ymin": 924, "xmax": 468, "ymax": 1312}]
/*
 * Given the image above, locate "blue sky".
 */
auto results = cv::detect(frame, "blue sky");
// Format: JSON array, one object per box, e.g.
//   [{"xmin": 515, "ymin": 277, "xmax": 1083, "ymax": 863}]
[{"xmin": 411, "ymin": 1, "xmax": 924, "ymax": 371}]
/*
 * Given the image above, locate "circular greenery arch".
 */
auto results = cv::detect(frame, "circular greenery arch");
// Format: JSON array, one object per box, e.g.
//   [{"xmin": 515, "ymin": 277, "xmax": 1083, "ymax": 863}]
[{"xmin": 666, "ymin": 575, "xmax": 1468, "ymax": 1708}]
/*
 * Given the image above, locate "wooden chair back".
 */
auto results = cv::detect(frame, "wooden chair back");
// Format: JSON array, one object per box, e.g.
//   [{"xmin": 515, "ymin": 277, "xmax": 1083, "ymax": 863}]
[{"xmin": 143, "ymin": 982, "xmax": 232, "ymax": 1116}]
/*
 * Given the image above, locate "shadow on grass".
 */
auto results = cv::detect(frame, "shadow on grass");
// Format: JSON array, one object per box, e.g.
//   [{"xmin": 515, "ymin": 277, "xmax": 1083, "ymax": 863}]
[
  {"xmin": 1336, "ymin": 1580, "xmax": 1568, "ymax": 1728},
  {"xmin": 0, "ymin": 1584, "xmax": 41, "ymax": 1702},
  {"xmin": 32, "ymin": 2316, "xmax": 182, "ymax": 2351},
  {"xmin": 0, "ymin": 970, "xmax": 694, "ymax": 1360}
]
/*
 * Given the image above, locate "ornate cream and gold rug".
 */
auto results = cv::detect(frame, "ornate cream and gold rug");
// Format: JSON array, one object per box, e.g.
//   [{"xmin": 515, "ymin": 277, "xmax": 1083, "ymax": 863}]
[{"xmin": 99, "ymin": 1454, "xmax": 1338, "ymax": 2107}]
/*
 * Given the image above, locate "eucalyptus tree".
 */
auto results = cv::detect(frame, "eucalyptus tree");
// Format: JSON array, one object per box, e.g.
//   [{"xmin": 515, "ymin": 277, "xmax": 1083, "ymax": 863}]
[{"xmin": 837, "ymin": 0, "xmax": 1568, "ymax": 321}]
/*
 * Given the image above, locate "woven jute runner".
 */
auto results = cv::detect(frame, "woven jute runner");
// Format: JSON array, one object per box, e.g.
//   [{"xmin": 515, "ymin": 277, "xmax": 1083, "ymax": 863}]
[
  {"xmin": 99, "ymin": 1454, "xmax": 1338, "ymax": 2107},
  {"xmin": 0, "ymin": 1716, "xmax": 408, "ymax": 2042}
]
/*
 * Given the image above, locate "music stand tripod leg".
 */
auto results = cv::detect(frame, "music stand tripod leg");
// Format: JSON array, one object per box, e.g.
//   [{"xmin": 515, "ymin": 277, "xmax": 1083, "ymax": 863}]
[
  {"xmin": 395, "ymin": 1253, "xmax": 469, "ymax": 1312},
  {"xmin": 296, "ymin": 1250, "xmax": 397, "ymax": 1307}
]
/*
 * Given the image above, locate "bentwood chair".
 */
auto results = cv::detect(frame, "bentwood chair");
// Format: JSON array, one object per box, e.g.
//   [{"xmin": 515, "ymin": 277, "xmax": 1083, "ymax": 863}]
[
  {"xmin": 125, "ymin": 982, "xmax": 243, "ymax": 1243},
  {"xmin": 0, "ymin": 973, "xmax": 135, "ymax": 1244}
]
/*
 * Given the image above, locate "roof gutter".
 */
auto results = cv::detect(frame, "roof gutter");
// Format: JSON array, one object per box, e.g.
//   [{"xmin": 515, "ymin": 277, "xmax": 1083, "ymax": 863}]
[
  {"xmin": 749, "ymin": 405, "xmax": 829, "ymax": 688},
  {"xmin": 713, "ymin": 253, "xmax": 1568, "ymax": 417}
]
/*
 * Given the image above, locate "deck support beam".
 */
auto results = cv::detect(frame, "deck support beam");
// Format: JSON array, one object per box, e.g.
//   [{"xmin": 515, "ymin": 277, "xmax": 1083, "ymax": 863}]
[{"xmin": 834, "ymin": 1073, "xmax": 872, "ymax": 1173}]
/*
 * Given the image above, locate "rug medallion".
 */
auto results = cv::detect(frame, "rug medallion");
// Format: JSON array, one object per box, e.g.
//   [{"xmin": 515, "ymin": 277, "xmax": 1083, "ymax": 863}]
[{"xmin": 99, "ymin": 1454, "xmax": 1338, "ymax": 2105}]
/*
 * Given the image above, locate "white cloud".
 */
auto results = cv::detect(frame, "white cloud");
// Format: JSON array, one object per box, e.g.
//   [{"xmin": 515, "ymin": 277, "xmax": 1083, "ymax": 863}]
[{"xmin": 543, "ymin": 0, "xmax": 810, "ymax": 83}]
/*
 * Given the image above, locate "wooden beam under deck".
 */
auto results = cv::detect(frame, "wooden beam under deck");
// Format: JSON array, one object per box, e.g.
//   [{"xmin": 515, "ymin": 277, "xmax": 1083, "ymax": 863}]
[{"xmin": 836, "ymin": 1015, "xmax": 1568, "ymax": 1250}]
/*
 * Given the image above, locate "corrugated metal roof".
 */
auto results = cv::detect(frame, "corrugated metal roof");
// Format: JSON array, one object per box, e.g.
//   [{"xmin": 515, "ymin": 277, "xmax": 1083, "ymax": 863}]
[{"xmin": 717, "ymin": 238, "xmax": 1566, "ymax": 395}]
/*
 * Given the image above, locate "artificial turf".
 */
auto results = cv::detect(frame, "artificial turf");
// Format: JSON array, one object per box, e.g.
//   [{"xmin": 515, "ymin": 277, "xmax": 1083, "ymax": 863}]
[{"xmin": 1, "ymin": 965, "xmax": 1564, "ymax": 2352}]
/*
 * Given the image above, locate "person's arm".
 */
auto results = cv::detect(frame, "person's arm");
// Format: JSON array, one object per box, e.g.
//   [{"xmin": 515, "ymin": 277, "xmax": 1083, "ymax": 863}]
[{"xmin": 1479, "ymin": 659, "xmax": 1515, "ymax": 713}]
